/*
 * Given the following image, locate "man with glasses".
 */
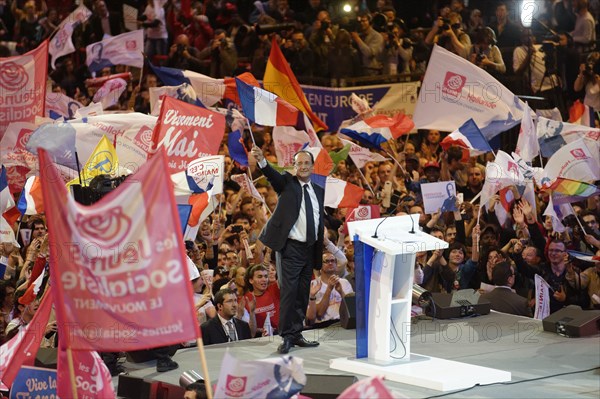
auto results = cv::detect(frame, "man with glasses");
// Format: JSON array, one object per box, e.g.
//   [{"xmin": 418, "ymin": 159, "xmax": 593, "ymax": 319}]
[
  {"xmin": 251, "ymin": 146, "xmax": 324, "ymax": 354},
  {"xmin": 201, "ymin": 288, "xmax": 251, "ymax": 345},
  {"xmin": 544, "ymin": 240, "xmax": 578, "ymax": 313},
  {"xmin": 306, "ymin": 253, "xmax": 354, "ymax": 326}
]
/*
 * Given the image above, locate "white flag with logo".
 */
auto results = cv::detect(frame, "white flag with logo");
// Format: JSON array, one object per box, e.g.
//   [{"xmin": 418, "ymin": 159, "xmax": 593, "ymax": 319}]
[
  {"xmin": 49, "ymin": 5, "xmax": 92, "ymax": 69},
  {"xmin": 93, "ymin": 78, "xmax": 128, "ymax": 109},
  {"xmin": 86, "ymin": 30, "xmax": 144, "ymax": 73},
  {"xmin": 543, "ymin": 138, "xmax": 600, "ymax": 183},
  {"xmin": 214, "ymin": 349, "xmax": 306, "ymax": 399},
  {"xmin": 340, "ymin": 138, "xmax": 387, "ymax": 168},
  {"xmin": 413, "ymin": 45, "xmax": 525, "ymax": 139},
  {"xmin": 45, "ymin": 92, "xmax": 83, "ymax": 119},
  {"xmin": 534, "ymin": 274, "xmax": 551, "ymax": 320},
  {"xmin": 537, "ymin": 116, "xmax": 600, "ymax": 158},
  {"xmin": 515, "ymin": 102, "xmax": 539, "ymax": 162}
]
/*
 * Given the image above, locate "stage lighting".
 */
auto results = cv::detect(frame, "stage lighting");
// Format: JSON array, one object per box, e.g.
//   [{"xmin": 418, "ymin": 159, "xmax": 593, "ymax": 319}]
[
  {"xmin": 342, "ymin": 3, "xmax": 352, "ymax": 13},
  {"xmin": 520, "ymin": 0, "xmax": 535, "ymax": 28},
  {"xmin": 179, "ymin": 370, "xmax": 204, "ymax": 388}
]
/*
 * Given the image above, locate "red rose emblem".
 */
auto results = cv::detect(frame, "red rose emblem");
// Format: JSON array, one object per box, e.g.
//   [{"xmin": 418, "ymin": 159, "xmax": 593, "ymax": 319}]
[{"xmin": 76, "ymin": 207, "xmax": 131, "ymax": 248}]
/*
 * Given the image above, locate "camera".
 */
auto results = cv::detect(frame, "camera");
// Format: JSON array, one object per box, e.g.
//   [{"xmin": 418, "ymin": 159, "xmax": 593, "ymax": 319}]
[
  {"xmin": 255, "ymin": 22, "xmax": 295, "ymax": 35},
  {"xmin": 72, "ymin": 174, "xmax": 130, "ymax": 205},
  {"xmin": 441, "ymin": 18, "xmax": 451, "ymax": 31},
  {"xmin": 231, "ymin": 225, "xmax": 244, "ymax": 233},
  {"xmin": 177, "ymin": 43, "xmax": 185, "ymax": 53},
  {"xmin": 401, "ymin": 38, "xmax": 413, "ymax": 49},
  {"xmin": 320, "ymin": 21, "xmax": 330, "ymax": 31}
]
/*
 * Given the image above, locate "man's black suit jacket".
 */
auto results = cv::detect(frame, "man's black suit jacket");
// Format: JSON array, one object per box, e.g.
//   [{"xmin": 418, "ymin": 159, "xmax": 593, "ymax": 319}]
[
  {"xmin": 258, "ymin": 162, "xmax": 325, "ymax": 270},
  {"xmin": 200, "ymin": 316, "xmax": 252, "ymax": 345}
]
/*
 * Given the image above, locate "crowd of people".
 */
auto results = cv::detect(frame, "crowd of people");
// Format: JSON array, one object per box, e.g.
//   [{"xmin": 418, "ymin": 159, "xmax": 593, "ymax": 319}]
[{"xmin": 1, "ymin": 0, "xmax": 600, "ymax": 385}]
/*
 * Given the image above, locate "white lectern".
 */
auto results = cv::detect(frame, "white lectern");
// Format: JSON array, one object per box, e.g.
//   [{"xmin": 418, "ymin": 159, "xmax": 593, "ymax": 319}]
[{"xmin": 329, "ymin": 215, "xmax": 511, "ymax": 391}]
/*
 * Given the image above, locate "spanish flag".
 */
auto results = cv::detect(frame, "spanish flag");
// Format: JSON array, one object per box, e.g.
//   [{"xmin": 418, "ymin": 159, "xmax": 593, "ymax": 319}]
[{"xmin": 264, "ymin": 37, "xmax": 328, "ymax": 132}]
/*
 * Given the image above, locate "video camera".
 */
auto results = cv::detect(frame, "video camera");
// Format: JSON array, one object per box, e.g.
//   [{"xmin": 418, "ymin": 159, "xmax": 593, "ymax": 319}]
[{"xmin": 72, "ymin": 174, "xmax": 130, "ymax": 205}]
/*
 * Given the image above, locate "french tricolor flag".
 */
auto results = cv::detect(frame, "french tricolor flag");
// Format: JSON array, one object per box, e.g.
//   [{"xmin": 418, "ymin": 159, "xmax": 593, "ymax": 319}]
[
  {"xmin": 235, "ymin": 78, "xmax": 305, "ymax": 128},
  {"xmin": 303, "ymin": 146, "xmax": 334, "ymax": 188},
  {"xmin": 340, "ymin": 113, "xmax": 414, "ymax": 150},
  {"xmin": 567, "ymin": 250, "xmax": 600, "ymax": 263},
  {"xmin": 17, "ymin": 176, "xmax": 44, "ymax": 215},
  {"xmin": 0, "ymin": 166, "xmax": 15, "ymax": 213},
  {"xmin": 325, "ymin": 177, "xmax": 364, "ymax": 208},
  {"xmin": 440, "ymin": 119, "xmax": 492, "ymax": 160}
]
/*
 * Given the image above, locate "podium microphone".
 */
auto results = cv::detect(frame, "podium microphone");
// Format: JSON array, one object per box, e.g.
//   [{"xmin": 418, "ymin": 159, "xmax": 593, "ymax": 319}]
[
  {"xmin": 408, "ymin": 213, "xmax": 416, "ymax": 234},
  {"xmin": 372, "ymin": 214, "xmax": 391, "ymax": 239}
]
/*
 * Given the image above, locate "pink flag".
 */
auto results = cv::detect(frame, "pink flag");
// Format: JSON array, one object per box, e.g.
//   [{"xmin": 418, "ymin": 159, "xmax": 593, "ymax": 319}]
[
  {"xmin": 337, "ymin": 376, "xmax": 394, "ymax": 399},
  {"xmin": 343, "ymin": 204, "xmax": 380, "ymax": 234},
  {"xmin": 231, "ymin": 174, "xmax": 263, "ymax": 201},
  {"xmin": 57, "ymin": 349, "xmax": 115, "ymax": 398},
  {"xmin": 0, "ymin": 40, "xmax": 48, "ymax": 134},
  {"xmin": 152, "ymin": 96, "xmax": 226, "ymax": 173},
  {"xmin": 93, "ymin": 77, "xmax": 128, "ymax": 109},
  {"xmin": 39, "ymin": 148, "xmax": 199, "ymax": 351},
  {"xmin": 0, "ymin": 289, "xmax": 53, "ymax": 387}
]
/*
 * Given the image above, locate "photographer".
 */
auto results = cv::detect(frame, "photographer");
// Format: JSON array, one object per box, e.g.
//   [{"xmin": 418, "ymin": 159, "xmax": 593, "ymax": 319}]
[
  {"xmin": 309, "ymin": 10, "xmax": 337, "ymax": 78},
  {"xmin": 350, "ymin": 12, "xmax": 385, "ymax": 75},
  {"xmin": 425, "ymin": 12, "xmax": 471, "ymax": 58},
  {"xmin": 282, "ymin": 29, "xmax": 315, "ymax": 78},
  {"xmin": 574, "ymin": 52, "xmax": 600, "ymax": 112},
  {"xmin": 382, "ymin": 22, "xmax": 413, "ymax": 75},
  {"xmin": 468, "ymin": 27, "xmax": 506, "ymax": 75},
  {"xmin": 198, "ymin": 29, "xmax": 238, "ymax": 78},
  {"xmin": 166, "ymin": 34, "xmax": 204, "ymax": 72}
]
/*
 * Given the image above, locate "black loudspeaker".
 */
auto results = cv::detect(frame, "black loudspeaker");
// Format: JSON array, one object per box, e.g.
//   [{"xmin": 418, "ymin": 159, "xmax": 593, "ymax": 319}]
[
  {"xmin": 126, "ymin": 346, "xmax": 179, "ymax": 363},
  {"xmin": 542, "ymin": 305, "xmax": 600, "ymax": 337},
  {"xmin": 117, "ymin": 375, "xmax": 152, "ymax": 399},
  {"xmin": 301, "ymin": 374, "xmax": 358, "ymax": 399},
  {"xmin": 340, "ymin": 294, "xmax": 356, "ymax": 329},
  {"xmin": 426, "ymin": 292, "xmax": 491, "ymax": 319}
]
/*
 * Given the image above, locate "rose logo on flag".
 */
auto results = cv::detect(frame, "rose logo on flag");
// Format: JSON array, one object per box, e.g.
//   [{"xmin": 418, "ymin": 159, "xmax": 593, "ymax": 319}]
[
  {"xmin": 76, "ymin": 208, "xmax": 132, "ymax": 249},
  {"xmin": 225, "ymin": 375, "xmax": 247, "ymax": 397},
  {"xmin": 0, "ymin": 62, "xmax": 29, "ymax": 91},
  {"xmin": 15, "ymin": 128, "xmax": 33, "ymax": 150},
  {"xmin": 357, "ymin": 206, "xmax": 370, "ymax": 218},
  {"xmin": 570, "ymin": 148, "xmax": 587, "ymax": 160},
  {"xmin": 442, "ymin": 71, "xmax": 466, "ymax": 98},
  {"xmin": 133, "ymin": 125, "xmax": 154, "ymax": 152}
]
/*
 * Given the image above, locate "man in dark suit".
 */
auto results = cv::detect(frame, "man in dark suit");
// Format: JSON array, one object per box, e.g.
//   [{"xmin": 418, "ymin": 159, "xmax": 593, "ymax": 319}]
[
  {"xmin": 480, "ymin": 262, "xmax": 532, "ymax": 317},
  {"xmin": 201, "ymin": 289, "xmax": 251, "ymax": 345},
  {"xmin": 251, "ymin": 145, "xmax": 324, "ymax": 354}
]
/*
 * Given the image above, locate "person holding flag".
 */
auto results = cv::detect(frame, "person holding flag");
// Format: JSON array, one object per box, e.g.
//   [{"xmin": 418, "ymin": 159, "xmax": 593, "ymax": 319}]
[{"xmin": 250, "ymin": 145, "xmax": 323, "ymax": 354}]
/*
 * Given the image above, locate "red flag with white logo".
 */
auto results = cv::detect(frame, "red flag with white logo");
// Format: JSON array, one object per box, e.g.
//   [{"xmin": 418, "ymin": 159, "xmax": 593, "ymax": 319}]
[
  {"xmin": 343, "ymin": 204, "xmax": 380, "ymax": 235},
  {"xmin": 39, "ymin": 148, "xmax": 199, "ymax": 351},
  {"xmin": 337, "ymin": 376, "xmax": 394, "ymax": 399},
  {"xmin": 152, "ymin": 96, "xmax": 226, "ymax": 173},
  {"xmin": 0, "ymin": 40, "xmax": 48, "ymax": 135},
  {"xmin": 0, "ymin": 288, "xmax": 53, "ymax": 387},
  {"xmin": 57, "ymin": 349, "xmax": 115, "ymax": 398}
]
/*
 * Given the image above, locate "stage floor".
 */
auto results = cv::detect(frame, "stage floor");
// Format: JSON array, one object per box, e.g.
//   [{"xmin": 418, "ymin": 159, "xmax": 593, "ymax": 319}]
[{"xmin": 116, "ymin": 311, "xmax": 600, "ymax": 398}]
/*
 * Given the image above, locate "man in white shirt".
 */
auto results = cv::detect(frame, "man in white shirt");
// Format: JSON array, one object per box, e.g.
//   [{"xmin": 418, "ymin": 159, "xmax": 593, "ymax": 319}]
[{"xmin": 306, "ymin": 253, "xmax": 354, "ymax": 325}]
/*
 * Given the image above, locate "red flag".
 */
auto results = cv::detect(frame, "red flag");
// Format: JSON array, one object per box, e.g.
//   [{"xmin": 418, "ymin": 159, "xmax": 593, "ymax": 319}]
[
  {"xmin": 337, "ymin": 376, "xmax": 394, "ymax": 399},
  {"xmin": 57, "ymin": 349, "xmax": 115, "ymax": 398},
  {"xmin": 152, "ymin": 96, "xmax": 226, "ymax": 173},
  {"xmin": 0, "ymin": 288, "xmax": 52, "ymax": 387},
  {"xmin": 39, "ymin": 148, "xmax": 199, "ymax": 351},
  {"xmin": 343, "ymin": 204, "xmax": 380, "ymax": 235},
  {"xmin": 0, "ymin": 40, "xmax": 48, "ymax": 134},
  {"xmin": 188, "ymin": 191, "xmax": 211, "ymax": 227}
]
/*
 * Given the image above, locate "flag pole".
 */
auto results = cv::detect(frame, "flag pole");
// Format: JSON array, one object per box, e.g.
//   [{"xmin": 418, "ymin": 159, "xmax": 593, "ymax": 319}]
[
  {"xmin": 75, "ymin": 151, "xmax": 83, "ymax": 185},
  {"xmin": 383, "ymin": 148, "xmax": 409, "ymax": 178},
  {"xmin": 569, "ymin": 203, "xmax": 587, "ymax": 233},
  {"xmin": 246, "ymin": 119, "xmax": 256, "ymax": 146},
  {"xmin": 355, "ymin": 165, "xmax": 375, "ymax": 196},
  {"xmin": 66, "ymin": 347, "xmax": 79, "ymax": 399},
  {"xmin": 538, "ymin": 153, "xmax": 545, "ymax": 168},
  {"xmin": 196, "ymin": 337, "xmax": 214, "ymax": 399}
]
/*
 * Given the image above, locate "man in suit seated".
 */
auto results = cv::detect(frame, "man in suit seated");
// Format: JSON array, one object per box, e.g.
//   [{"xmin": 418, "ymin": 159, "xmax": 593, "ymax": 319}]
[
  {"xmin": 480, "ymin": 261, "xmax": 532, "ymax": 317},
  {"xmin": 201, "ymin": 288, "xmax": 252, "ymax": 345}
]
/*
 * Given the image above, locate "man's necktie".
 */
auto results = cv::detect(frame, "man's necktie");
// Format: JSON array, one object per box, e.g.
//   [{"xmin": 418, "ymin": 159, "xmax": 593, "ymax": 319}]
[
  {"xmin": 304, "ymin": 184, "xmax": 316, "ymax": 244},
  {"xmin": 226, "ymin": 320, "xmax": 237, "ymax": 342}
]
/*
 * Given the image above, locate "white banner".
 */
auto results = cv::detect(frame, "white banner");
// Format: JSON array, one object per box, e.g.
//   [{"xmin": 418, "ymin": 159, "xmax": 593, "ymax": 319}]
[
  {"xmin": 534, "ymin": 274, "xmax": 551, "ymax": 320},
  {"xmin": 340, "ymin": 138, "xmax": 387, "ymax": 168},
  {"xmin": 543, "ymin": 138, "xmax": 600, "ymax": 183}
]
